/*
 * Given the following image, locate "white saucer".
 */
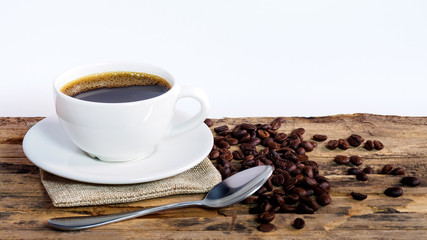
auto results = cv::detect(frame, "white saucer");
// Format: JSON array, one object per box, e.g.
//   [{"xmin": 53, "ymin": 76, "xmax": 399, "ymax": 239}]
[{"xmin": 23, "ymin": 112, "xmax": 213, "ymax": 184}]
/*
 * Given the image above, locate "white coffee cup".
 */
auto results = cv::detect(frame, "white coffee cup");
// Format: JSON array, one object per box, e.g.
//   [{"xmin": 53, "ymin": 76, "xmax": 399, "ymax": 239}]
[{"xmin": 54, "ymin": 62, "xmax": 209, "ymax": 162}]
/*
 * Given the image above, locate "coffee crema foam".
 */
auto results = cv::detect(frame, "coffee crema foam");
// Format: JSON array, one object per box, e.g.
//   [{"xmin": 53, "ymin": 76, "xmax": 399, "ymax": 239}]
[{"xmin": 60, "ymin": 71, "xmax": 171, "ymax": 97}]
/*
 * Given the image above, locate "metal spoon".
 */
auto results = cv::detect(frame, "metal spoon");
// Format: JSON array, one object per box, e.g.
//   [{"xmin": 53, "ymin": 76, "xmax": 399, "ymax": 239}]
[{"xmin": 48, "ymin": 165, "xmax": 273, "ymax": 230}]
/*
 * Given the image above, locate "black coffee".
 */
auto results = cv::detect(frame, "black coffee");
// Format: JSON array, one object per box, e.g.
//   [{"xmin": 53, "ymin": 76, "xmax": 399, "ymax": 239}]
[
  {"xmin": 60, "ymin": 71, "xmax": 171, "ymax": 103},
  {"xmin": 72, "ymin": 85, "xmax": 169, "ymax": 103}
]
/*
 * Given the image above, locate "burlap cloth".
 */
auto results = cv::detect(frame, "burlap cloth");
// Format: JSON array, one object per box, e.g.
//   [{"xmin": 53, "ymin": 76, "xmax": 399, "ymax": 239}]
[{"xmin": 40, "ymin": 158, "xmax": 221, "ymax": 207}]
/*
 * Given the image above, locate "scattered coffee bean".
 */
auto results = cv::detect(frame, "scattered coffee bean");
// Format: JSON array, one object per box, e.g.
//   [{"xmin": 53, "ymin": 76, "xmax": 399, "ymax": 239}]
[
  {"xmin": 381, "ymin": 164, "xmax": 393, "ymax": 174},
  {"xmin": 257, "ymin": 223, "xmax": 276, "ymax": 232},
  {"xmin": 214, "ymin": 125, "xmax": 229, "ymax": 134},
  {"xmin": 316, "ymin": 193, "xmax": 332, "ymax": 206},
  {"xmin": 384, "ymin": 187, "xmax": 403, "ymax": 197},
  {"xmin": 400, "ymin": 176, "xmax": 421, "ymax": 187},
  {"xmin": 209, "ymin": 149, "xmax": 220, "ymax": 160},
  {"xmin": 326, "ymin": 140, "xmax": 339, "ymax": 150},
  {"xmin": 391, "ymin": 167, "xmax": 405, "ymax": 175},
  {"xmin": 347, "ymin": 167, "xmax": 362, "ymax": 175},
  {"xmin": 338, "ymin": 139, "xmax": 350, "ymax": 150},
  {"xmin": 351, "ymin": 192, "xmax": 367, "ymax": 200},
  {"xmin": 312, "ymin": 134, "xmax": 328, "ymax": 142},
  {"xmin": 356, "ymin": 172, "xmax": 368, "ymax": 181},
  {"xmin": 373, "ymin": 140, "xmax": 384, "ymax": 150},
  {"xmin": 350, "ymin": 155, "xmax": 363, "ymax": 166},
  {"xmin": 258, "ymin": 211, "xmax": 276, "ymax": 223},
  {"xmin": 363, "ymin": 166, "xmax": 375, "ymax": 174},
  {"xmin": 347, "ymin": 134, "xmax": 364, "ymax": 147},
  {"xmin": 334, "ymin": 155, "xmax": 350, "ymax": 164},
  {"xmin": 364, "ymin": 140, "xmax": 375, "ymax": 150},
  {"xmin": 293, "ymin": 218, "xmax": 305, "ymax": 229},
  {"xmin": 204, "ymin": 118, "xmax": 213, "ymax": 127}
]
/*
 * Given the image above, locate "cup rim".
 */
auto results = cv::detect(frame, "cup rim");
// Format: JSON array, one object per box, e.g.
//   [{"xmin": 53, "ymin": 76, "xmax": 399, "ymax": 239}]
[{"xmin": 53, "ymin": 61, "xmax": 176, "ymax": 105}]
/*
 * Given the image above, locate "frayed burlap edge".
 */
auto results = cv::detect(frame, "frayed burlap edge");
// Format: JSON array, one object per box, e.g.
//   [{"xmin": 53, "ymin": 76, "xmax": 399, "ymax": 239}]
[{"xmin": 40, "ymin": 158, "xmax": 221, "ymax": 207}]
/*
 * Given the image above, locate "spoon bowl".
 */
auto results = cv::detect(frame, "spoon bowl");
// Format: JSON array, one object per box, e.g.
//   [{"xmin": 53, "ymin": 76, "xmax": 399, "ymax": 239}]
[{"xmin": 48, "ymin": 165, "xmax": 273, "ymax": 231}]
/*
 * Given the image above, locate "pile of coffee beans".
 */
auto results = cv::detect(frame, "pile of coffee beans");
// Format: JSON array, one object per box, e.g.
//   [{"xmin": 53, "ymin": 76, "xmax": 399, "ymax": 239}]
[
  {"xmin": 204, "ymin": 118, "xmax": 422, "ymax": 232},
  {"xmin": 206, "ymin": 118, "xmax": 332, "ymax": 232}
]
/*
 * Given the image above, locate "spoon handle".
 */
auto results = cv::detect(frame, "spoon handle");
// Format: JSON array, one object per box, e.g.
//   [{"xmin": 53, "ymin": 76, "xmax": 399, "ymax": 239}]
[{"xmin": 48, "ymin": 200, "xmax": 203, "ymax": 231}]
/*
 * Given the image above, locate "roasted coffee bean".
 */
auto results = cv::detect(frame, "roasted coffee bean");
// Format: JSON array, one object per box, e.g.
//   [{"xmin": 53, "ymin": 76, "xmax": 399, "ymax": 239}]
[
  {"xmin": 258, "ymin": 211, "xmax": 276, "ymax": 223},
  {"xmin": 351, "ymin": 192, "xmax": 367, "ymax": 200},
  {"xmin": 204, "ymin": 118, "xmax": 213, "ymax": 127},
  {"xmin": 244, "ymin": 155, "xmax": 255, "ymax": 161},
  {"xmin": 305, "ymin": 189, "xmax": 314, "ymax": 197},
  {"xmin": 219, "ymin": 152, "xmax": 233, "ymax": 161},
  {"xmin": 296, "ymin": 147, "xmax": 306, "ymax": 155},
  {"xmin": 364, "ymin": 140, "xmax": 375, "ymax": 150},
  {"xmin": 300, "ymin": 141, "xmax": 314, "ymax": 152},
  {"xmin": 326, "ymin": 140, "xmax": 339, "ymax": 150},
  {"xmin": 334, "ymin": 155, "xmax": 350, "ymax": 164},
  {"xmin": 347, "ymin": 134, "xmax": 364, "ymax": 147},
  {"xmin": 350, "ymin": 155, "xmax": 363, "ymax": 166},
  {"xmin": 209, "ymin": 149, "xmax": 220, "ymax": 159},
  {"xmin": 264, "ymin": 178, "xmax": 273, "ymax": 191},
  {"xmin": 226, "ymin": 137, "xmax": 239, "ymax": 145},
  {"xmin": 356, "ymin": 172, "xmax": 368, "ymax": 181},
  {"xmin": 280, "ymin": 204, "xmax": 297, "ymax": 213},
  {"xmin": 274, "ymin": 133, "xmax": 288, "ymax": 143},
  {"xmin": 285, "ymin": 194, "xmax": 299, "ymax": 205},
  {"xmin": 296, "ymin": 203, "xmax": 314, "ymax": 214},
  {"xmin": 363, "ymin": 166, "xmax": 375, "ymax": 174},
  {"xmin": 214, "ymin": 125, "xmax": 229, "ymax": 133},
  {"xmin": 216, "ymin": 158, "xmax": 231, "ymax": 168},
  {"xmin": 261, "ymin": 137, "xmax": 274, "ymax": 147},
  {"xmin": 257, "ymin": 129, "xmax": 270, "ymax": 139},
  {"xmin": 381, "ymin": 164, "xmax": 393, "ymax": 174},
  {"xmin": 302, "ymin": 176, "xmax": 317, "ymax": 188},
  {"xmin": 267, "ymin": 141, "xmax": 280, "ymax": 150},
  {"xmin": 272, "ymin": 194, "xmax": 285, "ymax": 206},
  {"xmin": 232, "ymin": 150, "xmax": 244, "ymax": 160},
  {"xmin": 270, "ymin": 119, "xmax": 282, "ymax": 130},
  {"xmin": 217, "ymin": 140, "xmax": 230, "ymax": 149},
  {"xmin": 300, "ymin": 196, "xmax": 319, "ymax": 211},
  {"xmin": 218, "ymin": 166, "xmax": 230, "ymax": 179},
  {"xmin": 317, "ymin": 181, "xmax": 331, "ymax": 190},
  {"xmin": 312, "ymin": 134, "xmax": 328, "ymax": 142},
  {"xmin": 293, "ymin": 128, "xmax": 305, "ymax": 136},
  {"xmin": 373, "ymin": 140, "xmax": 384, "ymax": 150},
  {"xmin": 400, "ymin": 176, "xmax": 421, "ymax": 187},
  {"xmin": 316, "ymin": 193, "xmax": 332, "ymax": 206},
  {"xmin": 293, "ymin": 218, "xmax": 305, "ymax": 229},
  {"xmin": 384, "ymin": 187, "xmax": 403, "ymax": 197},
  {"xmin": 239, "ymin": 133, "xmax": 252, "ymax": 143},
  {"xmin": 290, "ymin": 187, "xmax": 307, "ymax": 198},
  {"xmin": 391, "ymin": 167, "xmax": 405, "ymax": 175},
  {"xmin": 241, "ymin": 123, "xmax": 257, "ymax": 131},
  {"xmin": 313, "ymin": 187, "xmax": 328, "ymax": 196},
  {"xmin": 338, "ymin": 139, "xmax": 350, "ymax": 150},
  {"xmin": 311, "ymin": 141, "xmax": 318, "ymax": 148},
  {"xmin": 232, "ymin": 129, "xmax": 247, "ymax": 139},
  {"xmin": 214, "ymin": 136, "xmax": 225, "ymax": 143},
  {"xmin": 257, "ymin": 223, "xmax": 276, "ymax": 232},
  {"xmin": 347, "ymin": 167, "xmax": 362, "ymax": 175},
  {"xmin": 249, "ymin": 137, "xmax": 261, "ymax": 146},
  {"xmin": 271, "ymin": 174, "xmax": 285, "ymax": 186},
  {"xmin": 303, "ymin": 166, "xmax": 314, "ymax": 178}
]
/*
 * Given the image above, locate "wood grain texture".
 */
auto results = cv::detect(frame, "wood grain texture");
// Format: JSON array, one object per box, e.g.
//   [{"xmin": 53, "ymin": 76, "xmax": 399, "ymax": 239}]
[{"xmin": 0, "ymin": 114, "xmax": 426, "ymax": 239}]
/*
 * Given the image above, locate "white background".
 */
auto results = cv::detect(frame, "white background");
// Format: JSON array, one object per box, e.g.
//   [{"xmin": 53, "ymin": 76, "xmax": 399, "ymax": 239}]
[{"xmin": 1, "ymin": 0, "xmax": 426, "ymax": 118}]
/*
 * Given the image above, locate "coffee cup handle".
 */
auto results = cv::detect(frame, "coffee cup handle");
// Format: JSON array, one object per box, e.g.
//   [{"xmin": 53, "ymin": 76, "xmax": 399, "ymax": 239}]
[{"xmin": 167, "ymin": 86, "xmax": 210, "ymax": 136}]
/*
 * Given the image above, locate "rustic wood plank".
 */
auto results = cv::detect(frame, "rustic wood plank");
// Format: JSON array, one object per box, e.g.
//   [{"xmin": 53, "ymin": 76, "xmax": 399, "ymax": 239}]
[{"xmin": 0, "ymin": 115, "xmax": 426, "ymax": 239}]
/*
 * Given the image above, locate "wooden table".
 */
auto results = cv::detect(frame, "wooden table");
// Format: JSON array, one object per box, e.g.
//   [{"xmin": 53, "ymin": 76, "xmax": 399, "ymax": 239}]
[{"xmin": 1, "ymin": 114, "xmax": 426, "ymax": 239}]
